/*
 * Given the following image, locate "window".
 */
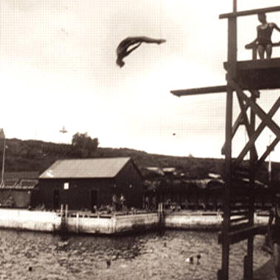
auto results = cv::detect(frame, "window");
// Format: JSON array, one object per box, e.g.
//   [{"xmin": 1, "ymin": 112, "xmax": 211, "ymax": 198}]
[{"xmin": 64, "ymin": 182, "xmax": 69, "ymax": 190}]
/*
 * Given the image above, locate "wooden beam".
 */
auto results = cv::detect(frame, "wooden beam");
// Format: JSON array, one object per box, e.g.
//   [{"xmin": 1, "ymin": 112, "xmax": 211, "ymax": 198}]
[
  {"xmin": 246, "ymin": 42, "xmax": 280, "ymax": 50},
  {"xmin": 237, "ymin": 58, "xmax": 280, "ymax": 70},
  {"xmin": 257, "ymin": 137, "xmax": 280, "ymax": 170},
  {"xmin": 224, "ymin": 58, "xmax": 280, "ymax": 71},
  {"xmin": 235, "ymin": 90, "xmax": 258, "ymax": 159},
  {"xmin": 230, "ymin": 215, "xmax": 250, "ymax": 224},
  {"xmin": 229, "ymin": 226, "xmax": 262, "ymax": 244},
  {"xmin": 218, "ymin": 226, "xmax": 263, "ymax": 244},
  {"xmin": 220, "ymin": 6, "xmax": 280, "ymax": 19},
  {"xmin": 231, "ymin": 210, "xmax": 250, "ymax": 216},
  {"xmin": 171, "ymin": 85, "xmax": 227, "ymax": 97},
  {"xmin": 246, "ymin": 42, "xmax": 280, "ymax": 60}
]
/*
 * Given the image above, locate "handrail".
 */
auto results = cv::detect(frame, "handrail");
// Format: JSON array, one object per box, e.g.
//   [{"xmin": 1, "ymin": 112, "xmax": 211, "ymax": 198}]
[
  {"xmin": 220, "ymin": 5, "xmax": 280, "ymax": 19},
  {"xmin": 245, "ymin": 41, "xmax": 280, "ymax": 60}
]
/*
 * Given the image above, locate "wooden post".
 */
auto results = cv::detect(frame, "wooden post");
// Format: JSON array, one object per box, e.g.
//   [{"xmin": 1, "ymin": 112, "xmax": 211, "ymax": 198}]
[
  {"xmin": 65, "ymin": 204, "xmax": 68, "ymax": 218},
  {"xmin": 220, "ymin": 85, "xmax": 233, "ymax": 280},
  {"xmin": 76, "ymin": 212, "xmax": 79, "ymax": 233},
  {"xmin": 245, "ymin": 93, "xmax": 257, "ymax": 280},
  {"xmin": 158, "ymin": 202, "xmax": 164, "ymax": 230},
  {"xmin": 228, "ymin": 0, "xmax": 237, "ymax": 78},
  {"xmin": 244, "ymin": 255, "xmax": 249, "ymax": 279},
  {"xmin": 233, "ymin": 0, "xmax": 237, "ymax": 12},
  {"xmin": 223, "ymin": 25, "xmax": 237, "ymax": 279},
  {"xmin": 1, "ymin": 136, "xmax": 6, "ymax": 186},
  {"xmin": 60, "ymin": 204, "xmax": 67, "ymax": 233}
]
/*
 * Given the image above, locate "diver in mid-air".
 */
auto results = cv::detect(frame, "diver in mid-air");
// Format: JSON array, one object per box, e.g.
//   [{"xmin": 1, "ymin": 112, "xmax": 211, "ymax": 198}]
[{"xmin": 116, "ymin": 36, "xmax": 166, "ymax": 67}]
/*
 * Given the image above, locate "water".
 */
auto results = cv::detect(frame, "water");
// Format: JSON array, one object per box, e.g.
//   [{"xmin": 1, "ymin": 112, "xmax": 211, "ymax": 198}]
[{"xmin": 0, "ymin": 229, "xmax": 271, "ymax": 280}]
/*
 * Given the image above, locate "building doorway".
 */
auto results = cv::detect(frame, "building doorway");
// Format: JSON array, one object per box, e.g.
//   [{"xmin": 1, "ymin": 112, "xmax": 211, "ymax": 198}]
[
  {"xmin": 91, "ymin": 190, "xmax": 98, "ymax": 212},
  {"xmin": 53, "ymin": 190, "xmax": 60, "ymax": 209}
]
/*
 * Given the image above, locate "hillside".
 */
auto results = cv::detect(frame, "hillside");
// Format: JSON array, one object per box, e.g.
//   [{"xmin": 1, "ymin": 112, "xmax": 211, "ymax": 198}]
[{"xmin": 0, "ymin": 138, "xmax": 277, "ymax": 182}]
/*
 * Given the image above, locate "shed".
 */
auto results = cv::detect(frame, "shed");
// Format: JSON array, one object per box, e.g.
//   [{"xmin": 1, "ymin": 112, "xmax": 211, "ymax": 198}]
[
  {"xmin": 0, "ymin": 171, "xmax": 39, "ymax": 208},
  {"xmin": 38, "ymin": 157, "xmax": 143, "ymax": 211}
]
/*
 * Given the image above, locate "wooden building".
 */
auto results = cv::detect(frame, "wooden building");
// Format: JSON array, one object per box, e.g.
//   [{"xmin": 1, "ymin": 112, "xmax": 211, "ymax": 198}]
[
  {"xmin": 38, "ymin": 157, "xmax": 143, "ymax": 211},
  {"xmin": 0, "ymin": 172, "xmax": 39, "ymax": 208},
  {"xmin": 143, "ymin": 167, "xmax": 271, "ymax": 211}
]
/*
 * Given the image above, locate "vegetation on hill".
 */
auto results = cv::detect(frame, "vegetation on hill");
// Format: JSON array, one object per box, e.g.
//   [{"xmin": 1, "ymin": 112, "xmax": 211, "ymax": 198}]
[{"xmin": 0, "ymin": 136, "xmax": 278, "ymax": 184}]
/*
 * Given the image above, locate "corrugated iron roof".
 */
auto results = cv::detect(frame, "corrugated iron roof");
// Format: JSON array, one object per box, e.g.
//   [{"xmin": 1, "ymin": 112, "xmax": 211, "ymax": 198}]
[
  {"xmin": 4, "ymin": 171, "xmax": 39, "ymax": 180},
  {"xmin": 39, "ymin": 157, "xmax": 131, "ymax": 179},
  {"xmin": 145, "ymin": 167, "xmax": 165, "ymax": 176}
]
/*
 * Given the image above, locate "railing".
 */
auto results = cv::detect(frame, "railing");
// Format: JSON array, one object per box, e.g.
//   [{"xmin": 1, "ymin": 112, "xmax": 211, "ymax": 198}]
[
  {"xmin": 57, "ymin": 204, "xmax": 157, "ymax": 219},
  {"xmin": 246, "ymin": 41, "xmax": 280, "ymax": 60}
]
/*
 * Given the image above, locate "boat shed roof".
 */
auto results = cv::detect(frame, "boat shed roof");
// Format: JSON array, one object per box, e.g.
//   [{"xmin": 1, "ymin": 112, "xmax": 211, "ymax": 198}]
[{"xmin": 39, "ymin": 157, "xmax": 132, "ymax": 179}]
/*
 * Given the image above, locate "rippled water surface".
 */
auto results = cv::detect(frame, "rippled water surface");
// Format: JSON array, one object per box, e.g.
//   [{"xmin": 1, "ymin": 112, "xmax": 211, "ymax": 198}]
[{"xmin": 0, "ymin": 229, "xmax": 271, "ymax": 280}]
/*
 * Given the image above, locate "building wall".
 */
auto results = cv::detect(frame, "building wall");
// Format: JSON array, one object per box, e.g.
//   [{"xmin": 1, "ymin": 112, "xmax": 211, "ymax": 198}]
[
  {"xmin": 0, "ymin": 189, "xmax": 32, "ymax": 208},
  {"xmin": 114, "ymin": 161, "xmax": 143, "ymax": 208},
  {"xmin": 37, "ymin": 178, "xmax": 114, "ymax": 210}
]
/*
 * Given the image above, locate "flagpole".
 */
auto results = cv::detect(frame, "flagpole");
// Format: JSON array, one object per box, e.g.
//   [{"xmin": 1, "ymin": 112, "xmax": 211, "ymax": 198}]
[{"xmin": 1, "ymin": 135, "xmax": 5, "ymax": 187}]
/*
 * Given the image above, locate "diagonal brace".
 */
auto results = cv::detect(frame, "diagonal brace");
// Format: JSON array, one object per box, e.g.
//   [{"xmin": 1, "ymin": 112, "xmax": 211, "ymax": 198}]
[
  {"xmin": 228, "ymin": 79, "xmax": 280, "ymax": 137},
  {"xmin": 221, "ymin": 103, "xmax": 250, "ymax": 155},
  {"xmin": 257, "ymin": 137, "xmax": 280, "ymax": 170},
  {"xmin": 235, "ymin": 89, "xmax": 258, "ymax": 160},
  {"xmin": 235, "ymin": 96, "xmax": 280, "ymax": 165}
]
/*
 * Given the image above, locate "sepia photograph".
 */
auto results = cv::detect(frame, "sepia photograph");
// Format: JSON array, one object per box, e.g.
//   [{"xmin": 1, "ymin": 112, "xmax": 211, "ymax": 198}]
[{"xmin": 0, "ymin": 0, "xmax": 279, "ymax": 279}]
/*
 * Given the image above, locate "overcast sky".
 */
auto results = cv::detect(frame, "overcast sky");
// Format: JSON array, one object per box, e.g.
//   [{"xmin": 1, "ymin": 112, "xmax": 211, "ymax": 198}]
[{"xmin": 0, "ymin": 0, "xmax": 280, "ymax": 162}]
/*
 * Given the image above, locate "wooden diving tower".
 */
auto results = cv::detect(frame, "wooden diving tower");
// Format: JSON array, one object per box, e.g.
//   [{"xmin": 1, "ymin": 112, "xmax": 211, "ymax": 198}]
[{"xmin": 171, "ymin": 3, "xmax": 280, "ymax": 280}]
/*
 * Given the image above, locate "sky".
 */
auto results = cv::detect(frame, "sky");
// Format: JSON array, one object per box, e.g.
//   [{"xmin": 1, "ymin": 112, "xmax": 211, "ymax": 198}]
[{"xmin": 0, "ymin": 0, "xmax": 280, "ymax": 162}]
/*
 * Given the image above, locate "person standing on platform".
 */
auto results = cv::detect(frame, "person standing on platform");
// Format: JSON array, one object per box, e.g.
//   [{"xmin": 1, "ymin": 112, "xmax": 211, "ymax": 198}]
[
  {"xmin": 112, "ymin": 194, "xmax": 118, "ymax": 212},
  {"xmin": 245, "ymin": 13, "xmax": 280, "ymax": 59},
  {"xmin": 120, "ymin": 193, "xmax": 126, "ymax": 212},
  {"xmin": 268, "ymin": 192, "xmax": 280, "ymax": 280}
]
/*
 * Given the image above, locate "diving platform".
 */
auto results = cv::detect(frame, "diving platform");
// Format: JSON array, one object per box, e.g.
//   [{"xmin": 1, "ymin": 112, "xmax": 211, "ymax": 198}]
[
  {"xmin": 172, "ymin": 58, "xmax": 280, "ymax": 97},
  {"xmin": 225, "ymin": 58, "xmax": 280, "ymax": 90}
]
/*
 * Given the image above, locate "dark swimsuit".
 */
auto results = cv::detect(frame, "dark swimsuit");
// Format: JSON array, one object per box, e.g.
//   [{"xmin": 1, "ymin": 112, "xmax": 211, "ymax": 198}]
[
  {"xmin": 257, "ymin": 23, "xmax": 274, "ymax": 46},
  {"xmin": 271, "ymin": 207, "xmax": 280, "ymax": 244}
]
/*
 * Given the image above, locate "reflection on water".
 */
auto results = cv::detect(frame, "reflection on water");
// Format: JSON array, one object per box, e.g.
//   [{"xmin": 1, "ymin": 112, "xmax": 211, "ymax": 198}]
[{"xmin": 0, "ymin": 229, "xmax": 271, "ymax": 280}]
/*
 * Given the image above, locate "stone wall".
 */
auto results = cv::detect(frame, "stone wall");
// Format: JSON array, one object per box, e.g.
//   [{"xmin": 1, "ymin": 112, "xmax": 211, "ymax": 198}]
[
  {"xmin": 0, "ymin": 209, "xmax": 159, "ymax": 234},
  {"xmin": 164, "ymin": 211, "xmax": 223, "ymax": 230},
  {"xmin": 0, "ymin": 209, "xmax": 61, "ymax": 232}
]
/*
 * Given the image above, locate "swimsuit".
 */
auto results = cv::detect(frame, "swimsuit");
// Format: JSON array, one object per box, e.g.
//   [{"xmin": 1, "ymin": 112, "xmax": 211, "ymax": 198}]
[{"xmin": 257, "ymin": 23, "xmax": 274, "ymax": 46}]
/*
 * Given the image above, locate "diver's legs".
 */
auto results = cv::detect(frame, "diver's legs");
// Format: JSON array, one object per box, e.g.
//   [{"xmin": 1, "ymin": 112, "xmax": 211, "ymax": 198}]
[
  {"xmin": 257, "ymin": 45, "xmax": 265, "ymax": 59},
  {"xmin": 266, "ymin": 44, "xmax": 273, "ymax": 59},
  {"xmin": 136, "ymin": 36, "xmax": 166, "ymax": 44}
]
